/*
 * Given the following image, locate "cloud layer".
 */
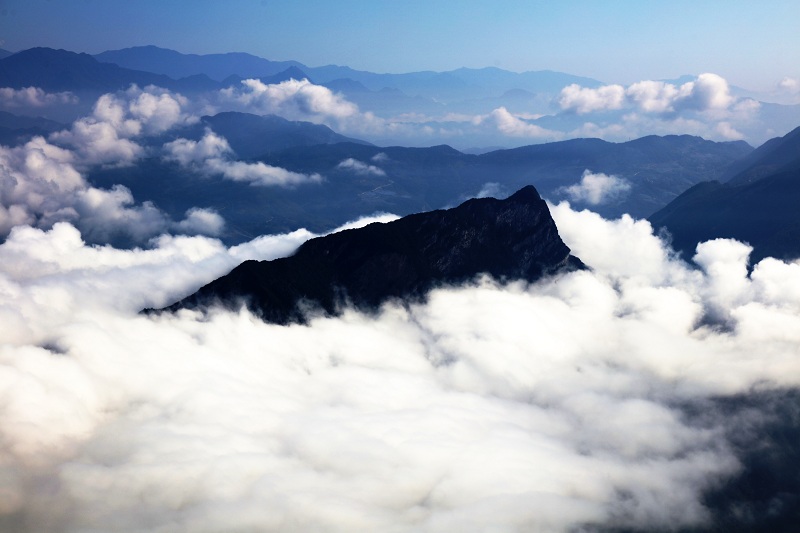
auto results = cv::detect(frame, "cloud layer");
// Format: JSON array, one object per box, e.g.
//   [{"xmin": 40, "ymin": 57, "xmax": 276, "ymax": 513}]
[{"xmin": 1, "ymin": 198, "xmax": 799, "ymax": 531}]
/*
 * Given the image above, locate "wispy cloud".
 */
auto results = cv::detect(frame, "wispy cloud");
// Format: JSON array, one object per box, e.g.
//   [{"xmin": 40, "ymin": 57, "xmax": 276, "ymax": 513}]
[
  {"xmin": 0, "ymin": 86, "xmax": 78, "ymax": 108},
  {"xmin": 561, "ymin": 170, "xmax": 632, "ymax": 205},
  {"xmin": 337, "ymin": 157, "xmax": 386, "ymax": 176},
  {"xmin": 164, "ymin": 129, "xmax": 323, "ymax": 186}
]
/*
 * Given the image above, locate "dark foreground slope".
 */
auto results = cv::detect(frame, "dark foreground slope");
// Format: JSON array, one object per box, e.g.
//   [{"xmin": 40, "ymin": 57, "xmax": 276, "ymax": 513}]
[{"xmin": 160, "ymin": 186, "xmax": 583, "ymax": 323}]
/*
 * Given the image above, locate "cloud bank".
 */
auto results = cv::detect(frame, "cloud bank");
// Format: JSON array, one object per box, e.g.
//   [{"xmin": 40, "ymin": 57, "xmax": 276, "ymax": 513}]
[
  {"xmin": 559, "ymin": 73, "xmax": 736, "ymax": 116},
  {"xmin": 1, "ymin": 198, "xmax": 799, "ymax": 531},
  {"xmin": 550, "ymin": 73, "xmax": 783, "ymax": 143}
]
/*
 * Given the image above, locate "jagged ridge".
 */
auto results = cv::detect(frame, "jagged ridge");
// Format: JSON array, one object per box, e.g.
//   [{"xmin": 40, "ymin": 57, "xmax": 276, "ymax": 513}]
[{"xmin": 160, "ymin": 185, "xmax": 584, "ymax": 323}]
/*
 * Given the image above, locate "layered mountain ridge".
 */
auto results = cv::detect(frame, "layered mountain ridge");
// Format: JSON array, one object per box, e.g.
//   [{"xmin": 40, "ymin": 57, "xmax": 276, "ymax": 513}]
[{"xmin": 650, "ymin": 126, "xmax": 800, "ymax": 262}]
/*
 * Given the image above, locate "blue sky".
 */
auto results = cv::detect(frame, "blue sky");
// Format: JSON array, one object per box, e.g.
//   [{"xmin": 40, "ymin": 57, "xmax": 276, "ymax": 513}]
[{"xmin": 1, "ymin": 0, "xmax": 798, "ymax": 90}]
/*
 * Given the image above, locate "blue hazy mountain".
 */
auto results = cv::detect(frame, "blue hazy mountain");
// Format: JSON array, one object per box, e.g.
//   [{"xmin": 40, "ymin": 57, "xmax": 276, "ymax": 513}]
[
  {"xmin": 0, "ymin": 48, "xmax": 12, "ymax": 60},
  {"xmin": 0, "ymin": 47, "xmax": 218, "ymax": 94},
  {"xmin": 88, "ymin": 132, "xmax": 751, "ymax": 244},
  {"xmin": 95, "ymin": 45, "xmax": 304, "ymax": 81},
  {"xmin": 649, "ymin": 126, "xmax": 800, "ymax": 262},
  {"xmin": 0, "ymin": 110, "xmax": 64, "ymax": 145},
  {"xmin": 221, "ymin": 66, "xmax": 314, "ymax": 91},
  {"xmin": 723, "ymin": 125, "xmax": 800, "ymax": 185},
  {"xmin": 157, "ymin": 185, "xmax": 584, "ymax": 323},
  {"xmin": 171, "ymin": 111, "xmax": 371, "ymax": 159},
  {"xmin": 94, "ymin": 45, "xmax": 603, "ymax": 101}
]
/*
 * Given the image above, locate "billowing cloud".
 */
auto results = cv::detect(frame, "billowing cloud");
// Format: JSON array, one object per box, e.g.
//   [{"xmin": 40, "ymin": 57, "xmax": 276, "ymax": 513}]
[
  {"xmin": 0, "ymin": 115, "xmax": 220, "ymax": 244},
  {"xmin": 561, "ymin": 170, "xmax": 632, "ymax": 205},
  {"xmin": 558, "ymin": 83, "xmax": 627, "ymax": 114},
  {"xmin": 50, "ymin": 85, "xmax": 197, "ymax": 167},
  {"xmin": 164, "ymin": 130, "xmax": 323, "ymax": 186},
  {"xmin": 223, "ymin": 78, "xmax": 358, "ymax": 119},
  {"xmin": 1, "ymin": 198, "xmax": 799, "ymax": 531},
  {"xmin": 559, "ymin": 74, "xmax": 735, "ymax": 116},
  {"xmin": 337, "ymin": 157, "xmax": 386, "ymax": 176},
  {"xmin": 475, "ymin": 107, "xmax": 562, "ymax": 138},
  {"xmin": 0, "ymin": 86, "xmax": 78, "ymax": 108},
  {"xmin": 172, "ymin": 207, "xmax": 226, "ymax": 237}
]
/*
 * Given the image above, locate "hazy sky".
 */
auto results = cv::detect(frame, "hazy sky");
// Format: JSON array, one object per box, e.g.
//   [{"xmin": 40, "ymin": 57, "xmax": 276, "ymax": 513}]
[{"xmin": 1, "ymin": 0, "xmax": 798, "ymax": 91}]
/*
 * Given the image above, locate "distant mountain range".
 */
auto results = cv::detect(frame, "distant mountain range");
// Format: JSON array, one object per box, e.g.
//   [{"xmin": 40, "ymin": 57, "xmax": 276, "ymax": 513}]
[
  {"xmin": 0, "ymin": 47, "xmax": 184, "ymax": 93},
  {"xmin": 93, "ymin": 45, "xmax": 603, "ymax": 100},
  {"xmin": 157, "ymin": 185, "xmax": 583, "ymax": 323},
  {"xmin": 650, "ymin": 125, "xmax": 800, "ymax": 262},
  {"xmin": 2, "ymin": 46, "xmax": 799, "ymax": 149},
  {"xmin": 175, "ymin": 112, "xmax": 372, "ymax": 159},
  {"xmin": 88, "ymin": 113, "xmax": 752, "ymax": 243},
  {"xmin": 0, "ymin": 110, "xmax": 64, "ymax": 145}
]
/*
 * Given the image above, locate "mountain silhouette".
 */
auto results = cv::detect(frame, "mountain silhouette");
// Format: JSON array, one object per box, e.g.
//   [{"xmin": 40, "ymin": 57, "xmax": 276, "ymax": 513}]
[
  {"xmin": 0, "ymin": 48, "xmax": 179, "ymax": 92},
  {"xmin": 157, "ymin": 185, "xmax": 584, "ymax": 323}
]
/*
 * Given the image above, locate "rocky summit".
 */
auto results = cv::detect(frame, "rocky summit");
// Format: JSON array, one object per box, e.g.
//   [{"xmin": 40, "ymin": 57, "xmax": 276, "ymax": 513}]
[{"xmin": 160, "ymin": 185, "xmax": 584, "ymax": 323}]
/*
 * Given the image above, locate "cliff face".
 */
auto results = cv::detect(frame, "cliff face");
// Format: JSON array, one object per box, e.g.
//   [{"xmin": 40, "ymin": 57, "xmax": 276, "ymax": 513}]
[{"xmin": 162, "ymin": 185, "xmax": 584, "ymax": 323}]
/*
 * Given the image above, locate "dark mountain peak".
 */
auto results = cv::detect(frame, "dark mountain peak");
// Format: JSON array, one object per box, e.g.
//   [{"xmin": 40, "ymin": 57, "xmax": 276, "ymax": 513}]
[
  {"xmin": 507, "ymin": 184, "xmax": 541, "ymax": 203},
  {"xmin": 157, "ymin": 185, "xmax": 583, "ymax": 323}
]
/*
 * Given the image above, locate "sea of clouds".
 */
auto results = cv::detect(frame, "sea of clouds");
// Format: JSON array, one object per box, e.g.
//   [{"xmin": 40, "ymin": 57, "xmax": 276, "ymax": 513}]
[
  {"xmin": 2, "ymin": 197, "xmax": 800, "ymax": 531},
  {"xmin": 1, "ymin": 85, "xmax": 799, "ymax": 532}
]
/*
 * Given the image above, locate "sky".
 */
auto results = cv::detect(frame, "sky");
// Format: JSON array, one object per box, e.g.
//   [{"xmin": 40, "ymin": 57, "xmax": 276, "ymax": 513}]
[{"xmin": 1, "ymin": 0, "xmax": 798, "ymax": 90}]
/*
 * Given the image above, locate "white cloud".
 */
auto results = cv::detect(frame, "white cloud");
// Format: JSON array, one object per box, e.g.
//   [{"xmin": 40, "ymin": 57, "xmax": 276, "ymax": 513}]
[
  {"xmin": 558, "ymin": 83, "xmax": 627, "ymax": 114},
  {"xmin": 1, "ymin": 200, "xmax": 800, "ymax": 531},
  {"xmin": 0, "ymin": 86, "xmax": 78, "ymax": 108},
  {"xmin": 778, "ymin": 76, "xmax": 800, "ymax": 94},
  {"xmin": 337, "ymin": 157, "xmax": 386, "ymax": 176},
  {"xmin": 559, "ymin": 74, "xmax": 735, "ymax": 116},
  {"xmin": 475, "ymin": 107, "xmax": 562, "ymax": 138},
  {"xmin": 50, "ymin": 85, "xmax": 197, "ymax": 167},
  {"xmin": 561, "ymin": 170, "xmax": 632, "ymax": 205},
  {"xmin": 715, "ymin": 121, "xmax": 745, "ymax": 140},
  {"xmin": 225, "ymin": 78, "xmax": 358, "ymax": 119},
  {"xmin": 164, "ymin": 130, "xmax": 323, "ymax": 187},
  {"xmin": 0, "ymin": 97, "xmax": 219, "ymax": 244}
]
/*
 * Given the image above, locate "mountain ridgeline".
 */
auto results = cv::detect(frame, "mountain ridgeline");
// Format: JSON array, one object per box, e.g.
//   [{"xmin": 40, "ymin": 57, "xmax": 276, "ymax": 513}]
[
  {"xmin": 650, "ymin": 125, "xmax": 800, "ymax": 263},
  {"xmin": 158, "ymin": 186, "xmax": 584, "ymax": 323},
  {"xmin": 88, "ymin": 119, "xmax": 752, "ymax": 246}
]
